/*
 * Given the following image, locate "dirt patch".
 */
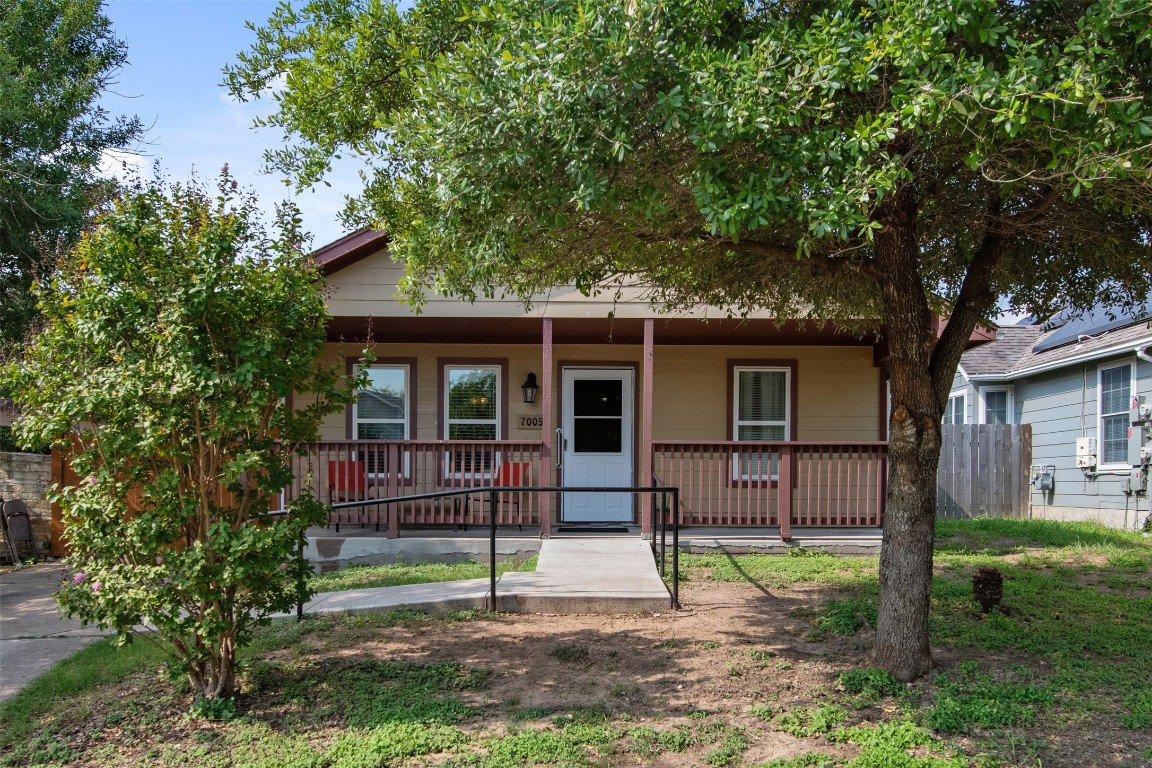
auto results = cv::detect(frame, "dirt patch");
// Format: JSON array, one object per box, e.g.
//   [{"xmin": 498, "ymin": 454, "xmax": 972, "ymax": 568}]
[{"xmin": 12, "ymin": 579, "xmax": 1152, "ymax": 768}]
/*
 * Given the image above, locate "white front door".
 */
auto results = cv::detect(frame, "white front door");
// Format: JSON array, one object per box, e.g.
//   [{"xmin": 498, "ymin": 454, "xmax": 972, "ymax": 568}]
[{"xmin": 561, "ymin": 367, "xmax": 634, "ymax": 522}]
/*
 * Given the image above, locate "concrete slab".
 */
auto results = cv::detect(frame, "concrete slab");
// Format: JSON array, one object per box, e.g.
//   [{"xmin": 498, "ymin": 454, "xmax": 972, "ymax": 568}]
[
  {"xmin": 305, "ymin": 533, "xmax": 541, "ymax": 572},
  {"xmin": 0, "ymin": 563, "xmax": 111, "ymax": 703},
  {"xmin": 283, "ymin": 536, "xmax": 673, "ymax": 618}
]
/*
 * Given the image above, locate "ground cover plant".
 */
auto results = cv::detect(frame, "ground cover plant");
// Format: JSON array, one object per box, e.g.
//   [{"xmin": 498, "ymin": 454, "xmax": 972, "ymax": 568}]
[{"xmin": 1, "ymin": 519, "xmax": 1149, "ymax": 767}]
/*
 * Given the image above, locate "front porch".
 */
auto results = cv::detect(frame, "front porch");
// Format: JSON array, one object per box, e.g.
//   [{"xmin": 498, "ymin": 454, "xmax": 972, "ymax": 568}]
[{"xmin": 283, "ymin": 438, "xmax": 887, "ymax": 540}]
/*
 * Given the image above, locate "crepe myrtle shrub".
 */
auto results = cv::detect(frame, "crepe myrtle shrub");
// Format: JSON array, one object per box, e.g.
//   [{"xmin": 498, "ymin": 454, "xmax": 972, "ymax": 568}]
[{"xmin": 4, "ymin": 171, "xmax": 364, "ymax": 703}]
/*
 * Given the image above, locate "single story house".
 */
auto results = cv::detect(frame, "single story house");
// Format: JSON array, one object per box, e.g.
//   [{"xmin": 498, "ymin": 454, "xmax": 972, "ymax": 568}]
[
  {"xmin": 285, "ymin": 230, "xmax": 995, "ymax": 539},
  {"xmin": 950, "ymin": 303, "xmax": 1152, "ymax": 529}
]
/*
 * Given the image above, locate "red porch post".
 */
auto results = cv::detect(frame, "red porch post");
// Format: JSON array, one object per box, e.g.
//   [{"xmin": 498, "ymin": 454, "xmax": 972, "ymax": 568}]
[
  {"xmin": 779, "ymin": 444, "xmax": 793, "ymax": 541},
  {"xmin": 641, "ymin": 318, "xmax": 655, "ymax": 537},
  {"xmin": 539, "ymin": 318, "xmax": 553, "ymax": 538}
]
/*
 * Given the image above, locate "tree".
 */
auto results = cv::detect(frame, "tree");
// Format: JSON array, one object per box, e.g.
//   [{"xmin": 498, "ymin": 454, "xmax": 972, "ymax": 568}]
[
  {"xmin": 227, "ymin": 0, "xmax": 1152, "ymax": 680},
  {"xmin": 0, "ymin": 0, "xmax": 143, "ymax": 358},
  {"xmin": 4, "ymin": 171, "xmax": 361, "ymax": 704}
]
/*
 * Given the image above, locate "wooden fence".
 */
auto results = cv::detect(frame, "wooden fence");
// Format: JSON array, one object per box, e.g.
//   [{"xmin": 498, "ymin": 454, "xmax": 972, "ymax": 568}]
[{"xmin": 936, "ymin": 424, "xmax": 1032, "ymax": 519}]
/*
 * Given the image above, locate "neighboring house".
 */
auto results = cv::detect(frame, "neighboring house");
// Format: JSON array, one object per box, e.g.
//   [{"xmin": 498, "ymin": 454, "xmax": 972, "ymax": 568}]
[
  {"xmin": 951, "ymin": 303, "xmax": 1152, "ymax": 529},
  {"xmin": 284, "ymin": 230, "xmax": 994, "ymax": 539}
]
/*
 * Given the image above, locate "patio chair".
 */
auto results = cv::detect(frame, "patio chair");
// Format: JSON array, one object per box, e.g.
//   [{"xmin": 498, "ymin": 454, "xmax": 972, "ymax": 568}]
[
  {"xmin": 327, "ymin": 459, "xmax": 375, "ymax": 531},
  {"xmin": 1, "ymin": 498, "xmax": 36, "ymax": 564},
  {"xmin": 465, "ymin": 462, "xmax": 531, "ymax": 531}
]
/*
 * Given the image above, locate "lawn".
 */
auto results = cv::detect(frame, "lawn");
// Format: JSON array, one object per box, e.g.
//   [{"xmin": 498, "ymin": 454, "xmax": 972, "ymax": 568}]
[{"xmin": 1, "ymin": 519, "xmax": 1149, "ymax": 768}]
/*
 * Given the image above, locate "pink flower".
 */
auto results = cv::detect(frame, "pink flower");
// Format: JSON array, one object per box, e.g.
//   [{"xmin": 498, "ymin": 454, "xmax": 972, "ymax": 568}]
[
  {"xmin": 277, "ymin": 562, "xmax": 289, "ymax": 571},
  {"xmin": 92, "ymin": 581, "xmax": 101, "ymax": 593},
  {"xmin": 156, "ymin": 556, "xmax": 164, "ymax": 564},
  {"xmin": 81, "ymin": 476, "xmax": 97, "ymax": 486},
  {"xmin": 72, "ymin": 572, "xmax": 86, "ymax": 583}
]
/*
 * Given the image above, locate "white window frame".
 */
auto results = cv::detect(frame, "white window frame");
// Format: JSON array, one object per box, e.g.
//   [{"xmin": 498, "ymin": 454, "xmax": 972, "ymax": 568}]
[
  {"xmin": 444, "ymin": 365, "xmax": 502, "ymax": 479},
  {"xmin": 943, "ymin": 390, "xmax": 967, "ymax": 425},
  {"xmin": 978, "ymin": 386, "xmax": 1013, "ymax": 425},
  {"xmin": 732, "ymin": 366, "xmax": 791, "ymax": 482},
  {"xmin": 1097, "ymin": 361, "xmax": 1133, "ymax": 469},
  {"xmin": 352, "ymin": 364, "xmax": 411, "ymax": 478},
  {"xmin": 353, "ymin": 365, "xmax": 411, "ymax": 441}
]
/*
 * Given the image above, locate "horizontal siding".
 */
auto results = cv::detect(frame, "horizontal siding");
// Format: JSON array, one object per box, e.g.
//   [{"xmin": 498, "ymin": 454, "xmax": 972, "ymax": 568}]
[
  {"xmin": 1019, "ymin": 356, "xmax": 1149, "ymax": 513},
  {"xmin": 325, "ymin": 248, "xmax": 799, "ymax": 321},
  {"xmin": 312, "ymin": 342, "xmax": 881, "ymax": 445}
]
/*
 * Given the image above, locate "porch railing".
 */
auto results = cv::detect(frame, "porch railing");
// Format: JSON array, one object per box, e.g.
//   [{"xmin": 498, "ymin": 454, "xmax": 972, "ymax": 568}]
[
  {"xmin": 282, "ymin": 440, "xmax": 545, "ymax": 532},
  {"xmin": 652, "ymin": 441, "xmax": 887, "ymax": 531}
]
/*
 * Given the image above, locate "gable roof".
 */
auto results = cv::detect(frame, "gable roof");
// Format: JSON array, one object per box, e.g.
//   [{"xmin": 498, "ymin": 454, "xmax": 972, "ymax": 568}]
[
  {"xmin": 959, "ymin": 325, "xmax": 1044, "ymax": 376},
  {"xmin": 961, "ymin": 310, "xmax": 1152, "ymax": 381},
  {"xmin": 312, "ymin": 229, "xmax": 388, "ymax": 276}
]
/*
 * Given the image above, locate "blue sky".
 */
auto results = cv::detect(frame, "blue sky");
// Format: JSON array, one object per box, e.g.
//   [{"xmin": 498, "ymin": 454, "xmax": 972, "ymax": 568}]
[{"xmin": 99, "ymin": 0, "xmax": 354, "ymax": 247}]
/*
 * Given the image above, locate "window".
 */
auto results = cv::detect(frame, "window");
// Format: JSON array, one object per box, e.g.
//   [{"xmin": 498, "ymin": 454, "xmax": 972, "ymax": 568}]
[
  {"xmin": 980, "ymin": 387, "xmax": 1012, "ymax": 425},
  {"xmin": 733, "ymin": 366, "xmax": 791, "ymax": 480},
  {"xmin": 353, "ymin": 364, "xmax": 411, "ymax": 477},
  {"xmin": 354, "ymin": 366, "xmax": 409, "ymax": 440},
  {"xmin": 445, "ymin": 365, "xmax": 501, "ymax": 477},
  {"xmin": 1099, "ymin": 363, "xmax": 1132, "ymax": 466},
  {"xmin": 943, "ymin": 391, "xmax": 966, "ymax": 424}
]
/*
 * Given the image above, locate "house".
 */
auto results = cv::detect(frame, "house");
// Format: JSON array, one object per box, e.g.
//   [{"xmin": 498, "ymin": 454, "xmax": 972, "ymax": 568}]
[
  {"xmin": 286, "ymin": 230, "xmax": 991, "ymax": 539},
  {"xmin": 950, "ymin": 303, "xmax": 1152, "ymax": 529}
]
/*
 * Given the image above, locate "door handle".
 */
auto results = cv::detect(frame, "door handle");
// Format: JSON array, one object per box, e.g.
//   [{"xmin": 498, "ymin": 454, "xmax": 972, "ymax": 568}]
[{"xmin": 555, "ymin": 428, "xmax": 564, "ymax": 469}]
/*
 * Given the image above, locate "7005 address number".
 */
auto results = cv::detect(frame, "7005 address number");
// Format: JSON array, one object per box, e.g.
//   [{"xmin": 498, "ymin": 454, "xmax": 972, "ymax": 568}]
[{"xmin": 519, "ymin": 417, "xmax": 544, "ymax": 428}]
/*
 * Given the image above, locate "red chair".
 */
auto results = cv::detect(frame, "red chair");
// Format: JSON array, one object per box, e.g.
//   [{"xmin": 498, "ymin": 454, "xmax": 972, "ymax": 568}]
[
  {"xmin": 328, "ymin": 460, "xmax": 373, "ymax": 530},
  {"xmin": 493, "ymin": 462, "xmax": 531, "ymax": 530}
]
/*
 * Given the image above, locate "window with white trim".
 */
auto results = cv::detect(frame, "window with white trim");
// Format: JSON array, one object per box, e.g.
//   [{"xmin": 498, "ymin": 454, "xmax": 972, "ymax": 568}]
[
  {"xmin": 1099, "ymin": 362, "xmax": 1132, "ymax": 466},
  {"xmin": 980, "ymin": 387, "xmax": 1012, "ymax": 425},
  {"xmin": 943, "ymin": 391, "xmax": 966, "ymax": 425},
  {"xmin": 445, "ymin": 365, "xmax": 500, "ymax": 477},
  {"xmin": 354, "ymin": 366, "xmax": 410, "ymax": 440},
  {"xmin": 733, "ymin": 367, "xmax": 790, "ymax": 480}
]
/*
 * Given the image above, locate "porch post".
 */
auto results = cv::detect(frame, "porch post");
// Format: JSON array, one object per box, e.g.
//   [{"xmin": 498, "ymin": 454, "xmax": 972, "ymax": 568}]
[
  {"xmin": 641, "ymin": 318, "xmax": 655, "ymax": 537},
  {"xmin": 539, "ymin": 318, "xmax": 553, "ymax": 538},
  {"xmin": 779, "ymin": 445, "xmax": 793, "ymax": 541}
]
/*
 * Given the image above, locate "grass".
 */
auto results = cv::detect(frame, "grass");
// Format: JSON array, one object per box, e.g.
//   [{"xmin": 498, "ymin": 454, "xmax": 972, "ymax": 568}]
[
  {"xmin": 307, "ymin": 555, "xmax": 538, "ymax": 592},
  {"xmin": 3, "ymin": 518, "xmax": 1150, "ymax": 768}
]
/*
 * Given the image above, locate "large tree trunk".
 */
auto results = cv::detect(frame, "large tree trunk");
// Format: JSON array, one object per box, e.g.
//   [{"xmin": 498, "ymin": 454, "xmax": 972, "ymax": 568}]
[{"xmin": 870, "ymin": 208, "xmax": 942, "ymax": 681}]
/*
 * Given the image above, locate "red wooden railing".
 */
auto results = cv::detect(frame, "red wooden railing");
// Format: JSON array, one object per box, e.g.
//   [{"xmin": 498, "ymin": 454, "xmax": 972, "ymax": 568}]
[
  {"xmin": 283, "ymin": 440, "xmax": 545, "ymax": 534},
  {"xmin": 652, "ymin": 441, "xmax": 887, "ymax": 530},
  {"xmin": 286, "ymin": 439, "xmax": 885, "ymax": 536}
]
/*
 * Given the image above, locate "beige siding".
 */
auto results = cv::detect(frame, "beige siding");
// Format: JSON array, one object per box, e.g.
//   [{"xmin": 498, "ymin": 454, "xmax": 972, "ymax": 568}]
[
  {"xmin": 313, "ymin": 342, "xmax": 881, "ymax": 443},
  {"xmin": 327, "ymin": 248, "xmax": 788, "ymax": 321}
]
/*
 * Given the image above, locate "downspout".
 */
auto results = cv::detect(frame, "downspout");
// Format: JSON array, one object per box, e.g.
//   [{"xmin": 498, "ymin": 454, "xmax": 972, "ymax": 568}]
[{"xmin": 1137, "ymin": 344, "xmax": 1152, "ymax": 366}]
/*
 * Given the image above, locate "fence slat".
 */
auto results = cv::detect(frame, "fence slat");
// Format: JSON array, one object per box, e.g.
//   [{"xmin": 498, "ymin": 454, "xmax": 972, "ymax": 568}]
[{"xmin": 935, "ymin": 425, "xmax": 1029, "ymax": 519}]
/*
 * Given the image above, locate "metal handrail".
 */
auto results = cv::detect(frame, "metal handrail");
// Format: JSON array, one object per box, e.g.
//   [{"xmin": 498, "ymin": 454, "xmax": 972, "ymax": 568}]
[{"xmin": 270, "ymin": 482, "xmax": 682, "ymax": 616}]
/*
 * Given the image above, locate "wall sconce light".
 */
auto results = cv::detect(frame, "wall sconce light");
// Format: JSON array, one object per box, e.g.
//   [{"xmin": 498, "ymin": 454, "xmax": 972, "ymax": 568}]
[{"xmin": 521, "ymin": 372, "xmax": 539, "ymax": 404}]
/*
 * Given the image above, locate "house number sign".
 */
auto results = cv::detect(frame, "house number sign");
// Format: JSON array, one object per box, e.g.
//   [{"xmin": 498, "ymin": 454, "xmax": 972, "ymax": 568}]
[{"xmin": 519, "ymin": 416, "xmax": 544, "ymax": 428}]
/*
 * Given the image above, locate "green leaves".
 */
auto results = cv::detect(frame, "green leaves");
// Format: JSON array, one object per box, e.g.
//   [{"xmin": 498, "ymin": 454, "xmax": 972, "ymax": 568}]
[
  {"xmin": 4, "ymin": 171, "xmax": 356, "ymax": 701},
  {"xmin": 0, "ymin": 0, "xmax": 144, "ymax": 357}
]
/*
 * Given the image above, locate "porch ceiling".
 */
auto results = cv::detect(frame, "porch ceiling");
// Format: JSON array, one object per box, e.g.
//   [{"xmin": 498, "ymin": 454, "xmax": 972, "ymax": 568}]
[{"xmin": 325, "ymin": 315, "xmax": 880, "ymax": 347}]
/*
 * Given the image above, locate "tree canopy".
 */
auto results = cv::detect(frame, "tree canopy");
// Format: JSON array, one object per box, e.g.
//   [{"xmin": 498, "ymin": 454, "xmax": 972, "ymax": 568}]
[
  {"xmin": 0, "ymin": 0, "xmax": 142, "ymax": 357},
  {"xmin": 228, "ymin": 0, "xmax": 1152, "ymax": 680}
]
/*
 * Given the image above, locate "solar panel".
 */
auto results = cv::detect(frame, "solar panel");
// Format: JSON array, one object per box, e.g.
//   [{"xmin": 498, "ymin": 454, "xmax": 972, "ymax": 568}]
[{"xmin": 1031, "ymin": 299, "xmax": 1152, "ymax": 354}]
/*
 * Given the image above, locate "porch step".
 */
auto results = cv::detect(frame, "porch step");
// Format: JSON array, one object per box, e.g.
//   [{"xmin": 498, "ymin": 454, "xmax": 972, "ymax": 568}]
[{"xmin": 289, "ymin": 537, "xmax": 672, "ymax": 618}]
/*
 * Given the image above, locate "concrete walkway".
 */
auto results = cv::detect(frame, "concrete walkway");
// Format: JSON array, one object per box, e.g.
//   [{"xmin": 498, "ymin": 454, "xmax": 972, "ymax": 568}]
[
  {"xmin": 0, "ymin": 563, "xmax": 111, "ymax": 702},
  {"xmin": 296, "ymin": 536, "xmax": 672, "ymax": 617}
]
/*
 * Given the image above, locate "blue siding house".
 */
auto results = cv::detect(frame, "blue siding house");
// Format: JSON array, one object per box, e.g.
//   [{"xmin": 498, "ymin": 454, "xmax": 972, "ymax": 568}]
[{"xmin": 950, "ymin": 304, "xmax": 1152, "ymax": 530}]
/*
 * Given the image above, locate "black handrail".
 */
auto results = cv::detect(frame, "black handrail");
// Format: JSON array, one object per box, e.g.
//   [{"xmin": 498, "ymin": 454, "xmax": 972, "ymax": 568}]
[{"xmin": 270, "ymin": 483, "xmax": 681, "ymax": 616}]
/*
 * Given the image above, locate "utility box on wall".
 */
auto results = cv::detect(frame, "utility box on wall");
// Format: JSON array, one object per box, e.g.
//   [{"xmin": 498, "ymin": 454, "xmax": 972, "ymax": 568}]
[{"xmin": 1075, "ymin": 437, "xmax": 1097, "ymax": 469}]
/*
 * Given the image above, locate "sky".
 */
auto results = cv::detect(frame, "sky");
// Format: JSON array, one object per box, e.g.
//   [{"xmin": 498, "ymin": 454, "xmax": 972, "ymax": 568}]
[{"xmin": 98, "ymin": 0, "xmax": 355, "ymax": 248}]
